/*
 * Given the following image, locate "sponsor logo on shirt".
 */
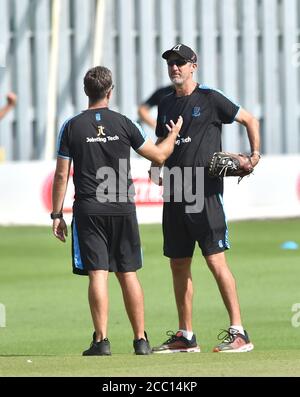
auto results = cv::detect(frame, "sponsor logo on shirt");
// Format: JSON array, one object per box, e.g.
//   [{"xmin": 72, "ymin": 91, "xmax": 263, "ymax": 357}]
[
  {"xmin": 86, "ymin": 134, "xmax": 120, "ymax": 143},
  {"xmin": 97, "ymin": 126, "xmax": 106, "ymax": 136},
  {"xmin": 86, "ymin": 125, "xmax": 120, "ymax": 143},
  {"xmin": 192, "ymin": 107, "xmax": 201, "ymax": 117},
  {"xmin": 175, "ymin": 135, "xmax": 192, "ymax": 146}
]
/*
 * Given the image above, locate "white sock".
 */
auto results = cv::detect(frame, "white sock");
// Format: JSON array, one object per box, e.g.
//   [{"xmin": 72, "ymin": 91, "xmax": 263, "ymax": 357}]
[
  {"xmin": 230, "ymin": 325, "xmax": 245, "ymax": 336},
  {"xmin": 179, "ymin": 329, "xmax": 194, "ymax": 340}
]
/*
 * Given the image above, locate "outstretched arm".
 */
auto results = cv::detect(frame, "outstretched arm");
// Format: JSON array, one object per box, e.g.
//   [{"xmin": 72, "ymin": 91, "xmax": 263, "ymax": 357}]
[
  {"xmin": 148, "ymin": 137, "xmax": 164, "ymax": 185},
  {"xmin": 137, "ymin": 116, "xmax": 182, "ymax": 166}
]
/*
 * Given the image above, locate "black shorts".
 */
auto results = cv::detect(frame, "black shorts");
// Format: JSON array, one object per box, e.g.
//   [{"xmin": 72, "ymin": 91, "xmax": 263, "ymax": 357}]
[
  {"xmin": 162, "ymin": 194, "xmax": 230, "ymax": 258},
  {"xmin": 71, "ymin": 212, "xmax": 142, "ymax": 275}
]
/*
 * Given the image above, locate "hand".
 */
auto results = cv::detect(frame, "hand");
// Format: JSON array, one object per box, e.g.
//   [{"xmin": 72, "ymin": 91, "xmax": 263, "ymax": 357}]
[
  {"xmin": 165, "ymin": 115, "xmax": 183, "ymax": 136},
  {"xmin": 148, "ymin": 167, "xmax": 163, "ymax": 186},
  {"xmin": 250, "ymin": 153, "xmax": 261, "ymax": 167},
  {"xmin": 6, "ymin": 92, "xmax": 17, "ymax": 107},
  {"xmin": 53, "ymin": 218, "xmax": 68, "ymax": 242}
]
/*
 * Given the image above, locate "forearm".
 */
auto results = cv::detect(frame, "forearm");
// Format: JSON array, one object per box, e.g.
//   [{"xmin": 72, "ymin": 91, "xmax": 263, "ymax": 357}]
[
  {"xmin": 151, "ymin": 137, "xmax": 164, "ymax": 167},
  {"xmin": 138, "ymin": 105, "xmax": 156, "ymax": 129},
  {"xmin": 0, "ymin": 104, "xmax": 13, "ymax": 120},
  {"xmin": 52, "ymin": 174, "xmax": 68, "ymax": 213},
  {"xmin": 246, "ymin": 118, "xmax": 260, "ymax": 153},
  {"xmin": 155, "ymin": 132, "xmax": 178, "ymax": 164},
  {"xmin": 236, "ymin": 108, "xmax": 260, "ymax": 153},
  {"xmin": 138, "ymin": 116, "xmax": 182, "ymax": 166}
]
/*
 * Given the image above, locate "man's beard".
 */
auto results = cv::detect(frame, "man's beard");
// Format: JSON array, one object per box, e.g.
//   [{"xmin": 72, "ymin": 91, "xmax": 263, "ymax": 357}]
[{"xmin": 170, "ymin": 76, "xmax": 184, "ymax": 85}]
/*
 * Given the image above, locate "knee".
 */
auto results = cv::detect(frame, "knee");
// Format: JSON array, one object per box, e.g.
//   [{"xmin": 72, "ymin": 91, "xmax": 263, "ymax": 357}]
[
  {"xmin": 88, "ymin": 269, "xmax": 108, "ymax": 282},
  {"xmin": 170, "ymin": 258, "xmax": 192, "ymax": 276},
  {"xmin": 206, "ymin": 255, "xmax": 237, "ymax": 283},
  {"xmin": 205, "ymin": 253, "xmax": 227, "ymax": 273},
  {"xmin": 171, "ymin": 258, "xmax": 192, "ymax": 267},
  {"xmin": 115, "ymin": 271, "xmax": 137, "ymax": 283}
]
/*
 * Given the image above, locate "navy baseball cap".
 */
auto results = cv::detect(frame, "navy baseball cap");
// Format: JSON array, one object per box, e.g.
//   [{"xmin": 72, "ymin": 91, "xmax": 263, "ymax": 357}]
[{"xmin": 162, "ymin": 44, "xmax": 197, "ymax": 63}]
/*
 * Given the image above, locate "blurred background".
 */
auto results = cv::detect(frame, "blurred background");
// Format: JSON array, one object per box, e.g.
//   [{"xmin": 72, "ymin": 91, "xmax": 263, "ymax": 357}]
[
  {"xmin": 0, "ymin": 0, "xmax": 299, "ymax": 161},
  {"xmin": 0, "ymin": 0, "xmax": 300, "ymax": 225}
]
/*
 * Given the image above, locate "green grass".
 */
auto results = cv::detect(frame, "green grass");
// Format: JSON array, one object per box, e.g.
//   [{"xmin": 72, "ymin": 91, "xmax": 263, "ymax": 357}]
[{"xmin": 0, "ymin": 220, "xmax": 300, "ymax": 376}]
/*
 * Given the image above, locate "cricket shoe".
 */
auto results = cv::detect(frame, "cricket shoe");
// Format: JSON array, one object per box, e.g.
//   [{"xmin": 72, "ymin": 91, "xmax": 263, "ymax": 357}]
[
  {"xmin": 213, "ymin": 328, "xmax": 254, "ymax": 353},
  {"xmin": 133, "ymin": 331, "xmax": 152, "ymax": 355},
  {"xmin": 152, "ymin": 331, "xmax": 201, "ymax": 354},
  {"xmin": 82, "ymin": 332, "xmax": 112, "ymax": 356}
]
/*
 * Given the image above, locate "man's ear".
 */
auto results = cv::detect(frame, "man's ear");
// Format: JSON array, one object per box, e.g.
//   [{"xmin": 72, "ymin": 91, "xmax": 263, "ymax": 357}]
[{"xmin": 107, "ymin": 89, "xmax": 113, "ymax": 100}]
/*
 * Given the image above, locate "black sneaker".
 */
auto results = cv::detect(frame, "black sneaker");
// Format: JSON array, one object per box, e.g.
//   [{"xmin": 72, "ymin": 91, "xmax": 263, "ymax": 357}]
[
  {"xmin": 152, "ymin": 330, "xmax": 201, "ymax": 354},
  {"xmin": 133, "ymin": 331, "xmax": 152, "ymax": 355},
  {"xmin": 82, "ymin": 332, "xmax": 111, "ymax": 356}
]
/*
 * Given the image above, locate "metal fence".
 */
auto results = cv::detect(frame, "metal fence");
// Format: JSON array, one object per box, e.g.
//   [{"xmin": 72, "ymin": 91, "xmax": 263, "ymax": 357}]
[{"xmin": 0, "ymin": 0, "xmax": 299, "ymax": 160}]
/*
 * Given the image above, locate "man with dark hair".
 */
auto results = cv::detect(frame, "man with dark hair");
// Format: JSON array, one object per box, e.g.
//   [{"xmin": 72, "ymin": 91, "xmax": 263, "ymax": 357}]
[
  {"xmin": 150, "ymin": 44, "xmax": 260, "ymax": 353},
  {"xmin": 51, "ymin": 66, "xmax": 182, "ymax": 356},
  {"xmin": 83, "ymin": 67, "xmax": 113, "ymax": 102}
]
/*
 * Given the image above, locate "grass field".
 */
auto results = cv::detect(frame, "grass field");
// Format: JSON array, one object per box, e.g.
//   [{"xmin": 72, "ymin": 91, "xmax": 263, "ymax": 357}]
[{"xmin": 0, "ymin": 219, "xmax": 300, "ymax": 377}]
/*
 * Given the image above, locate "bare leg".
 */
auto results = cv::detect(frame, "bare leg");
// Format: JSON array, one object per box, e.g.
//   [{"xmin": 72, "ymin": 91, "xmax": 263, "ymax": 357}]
[
  {"xmin": 170, "ymin": 258, "xmax": 193, "ymax": 331},
  {"xmin": 115, "ymin": 272, "xmax": 145, "ymax": 340},
  {"xmin": 205, "ymin": 252, "xmax": 242, "ymax": 325},
  {"xmin": 88, "ymin": 270, "xmax": 109, "ymax": 341}
]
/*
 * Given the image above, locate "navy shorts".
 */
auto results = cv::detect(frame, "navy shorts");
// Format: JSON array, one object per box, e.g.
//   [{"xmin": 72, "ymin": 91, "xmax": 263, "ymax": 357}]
[
  {"xmin": 71, "ymin": 212, "xmax": 142, "ymax": 275},
  {"xmin": 162, "ymin": 194, "xmax": 230, "ymax": 258}
]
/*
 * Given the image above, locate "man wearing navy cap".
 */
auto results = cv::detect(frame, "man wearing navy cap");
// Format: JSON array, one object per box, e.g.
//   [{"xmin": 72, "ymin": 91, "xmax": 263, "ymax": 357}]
[
  {"xmin": 162, "ymin": 43, "xmax": 198, "ymax": 63},
  {"xmin": 150, "ymin": 44, "xmax": 260, "ymax": 353}
]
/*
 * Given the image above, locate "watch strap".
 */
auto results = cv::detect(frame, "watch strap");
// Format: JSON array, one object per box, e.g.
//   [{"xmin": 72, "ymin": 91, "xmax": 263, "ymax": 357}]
[{"xmin": 50, "ymin": 212, "xmax": 63, "ymax": 219}]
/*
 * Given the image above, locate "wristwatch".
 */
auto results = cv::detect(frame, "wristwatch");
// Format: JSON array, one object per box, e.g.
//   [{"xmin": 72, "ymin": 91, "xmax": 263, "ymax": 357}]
[{"xmin": 50, "ymin": 212, "xmax": 63, "ymax": 219}]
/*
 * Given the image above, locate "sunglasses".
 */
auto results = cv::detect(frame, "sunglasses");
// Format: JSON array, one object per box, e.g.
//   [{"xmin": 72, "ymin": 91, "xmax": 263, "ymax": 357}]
[{"xmin": 167, "ymin": 59, "xmax": 189, "ymax": 67}]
